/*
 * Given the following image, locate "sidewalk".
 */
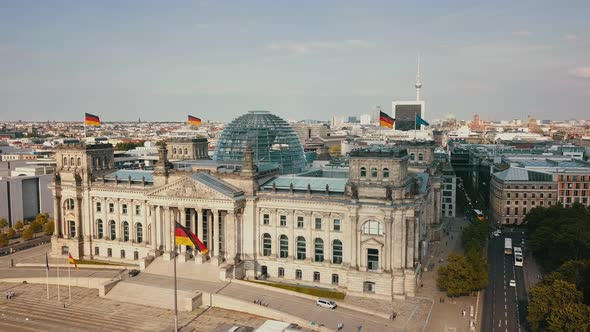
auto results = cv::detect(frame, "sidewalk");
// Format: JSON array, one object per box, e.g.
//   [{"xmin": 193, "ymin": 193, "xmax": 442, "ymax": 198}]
[{"xmin": 418, "ymin": 216, "xmax": 478, "ymax": 332}]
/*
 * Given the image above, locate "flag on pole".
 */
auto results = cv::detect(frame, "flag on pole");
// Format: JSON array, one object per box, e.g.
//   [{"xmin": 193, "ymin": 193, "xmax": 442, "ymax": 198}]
[
  {"xmin": 45, "ymin": 252, "xmax": 50, "ymax": 272},
  {"xmin": 379, "ymin": 111, "xmax": 395, "ymax": 128},
  {"xmin": 187, "ymin": 115, "xmax": 202, "ymax": 126},
  {"xmin": 175, "ymin": 223, "xmax": 208, "ymax": 254},
  {"xmin": 84, "ymin": 113, "xmax": 101, "ymax": 126},
  {"xmin": 68, "ymin": 253, "xmax": 79, "ymax": 270},
  {"xmin": 415, "ymin": 114, "xmax": 430, "ymax": 127}
]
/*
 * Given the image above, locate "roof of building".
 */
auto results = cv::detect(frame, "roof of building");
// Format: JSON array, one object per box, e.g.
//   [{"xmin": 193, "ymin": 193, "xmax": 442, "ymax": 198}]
[
  {"xmin": 190, "ymin": 172, "xmax": 244, "ymax": 198},
  {"xmin": 104, "ymin": 170, "xmax": 154, "ymax": 183},
  {"xmin": 493, "ymin": 167, "xmax": 553, "ymax": 182},
  {"xmin": 349, "ymin": 145, "xmax": 408, "ymax": 158},
  {"xmin": 260, "ymin": 175, "xmax": 347, "ymax": 194}
]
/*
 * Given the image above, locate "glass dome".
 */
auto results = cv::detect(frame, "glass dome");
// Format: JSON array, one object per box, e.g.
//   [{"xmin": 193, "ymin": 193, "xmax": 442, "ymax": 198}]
[{"xmin": 214, "ymin": 111, "xmax": 307, "ymax": 174}]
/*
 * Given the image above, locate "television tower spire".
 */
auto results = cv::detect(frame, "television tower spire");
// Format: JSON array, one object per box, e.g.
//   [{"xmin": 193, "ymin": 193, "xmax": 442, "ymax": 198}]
[{"xmin": 415, "ymin": 53, "xmax": 422, "ymax": 101}]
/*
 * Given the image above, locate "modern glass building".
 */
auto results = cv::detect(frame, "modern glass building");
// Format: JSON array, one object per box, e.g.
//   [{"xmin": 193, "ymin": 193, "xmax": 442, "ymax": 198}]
[{"xmin": 214, "ymin": 111, "xmax": 307, "ymax": 174}]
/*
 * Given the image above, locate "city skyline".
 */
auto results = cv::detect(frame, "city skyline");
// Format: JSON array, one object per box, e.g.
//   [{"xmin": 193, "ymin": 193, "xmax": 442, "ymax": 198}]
[{"xmin": 1, "ymin": 0, "xmax": 589, "ymax": 122}]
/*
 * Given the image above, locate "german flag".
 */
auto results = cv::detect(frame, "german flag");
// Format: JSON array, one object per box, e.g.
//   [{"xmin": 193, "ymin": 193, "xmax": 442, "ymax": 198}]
[
  {"xmin": 175, "ymin": 223, "xmax": 208, "ymax": 254},
  {"xmin": 85, "ymin": 113, "xmax": 101, "ymax": 127},
  {"xmin": 379, "ymin": 111, "xmax": 395, "ymax": 128},
  {"xmin": 68, "ymin": 253, "xmax": 79, "ymax": 270},
  {"xmin": 188, "ymin": 115, "xmax": 202, "ymax": 126}
]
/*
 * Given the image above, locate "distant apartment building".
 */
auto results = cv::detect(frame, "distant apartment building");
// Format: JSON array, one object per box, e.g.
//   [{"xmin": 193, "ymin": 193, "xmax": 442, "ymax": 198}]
[
  {"xmin": 489, "ymin": 168, "xmax": 557, "ymax": 225},
  {"xmin": 556, "ymin": 172, "xmax": 590, "ymax": 207},
  {"xmin": 292, "ymin": 123, "xmax": 329, "ymax": 144},
  {"xmin": 0, "ymin": 166, "xmax": 54, "ymax": 227},
  {"xmin": 441, "ymin": 165, "xmax": 457, "ymax": 217}
]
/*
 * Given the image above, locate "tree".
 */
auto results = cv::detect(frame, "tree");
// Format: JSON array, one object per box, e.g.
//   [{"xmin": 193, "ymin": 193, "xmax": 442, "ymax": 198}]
[
  {"xmin": 34, "ymin": 213, "xmax": 48, "ymax": 224},
  {"xmin": 0, "ymin": 218, "xmax": 7, "ymax": 229},
  {"xmin": 14, "ymin": 221, "xmax": 24, "ymax": 231},
  {"xmin": 437, "ymin": 253, "xmax": 478, "ymax": 296},
  {"xmin": 329, "ymin": 145, "xmax": 341, "ymax": 156},
  {"xmin": 22, "ymin": 226, "xmax": 34, "ymax": 240},
  {"xmin": 527, "ymin": 279, "xmax": 586, "ymax": 331},
  {"xmin": 29, "ymin": 220, "xmax": 43, "ymax": 234},
  {"xmin": 44, "ymin": 221, "xmax": 54, "ymax": 236},
  {"xmin": 546, "ymin": 302, "xmax": 590, "ymax": 332},
  {"xmin": 0, "ymin": 233, "xmax": 8, "ymax": 247},
  {"xmin": 115, "ymin": 141, "xmax": 145, "ymax": 151},
  {"xmin": 545, "ymin": 260, "xmax": 590, "ymax": 305},
  {"xmin": 7, "ymin": 228, "xmax": 16, "ymax": 239}
]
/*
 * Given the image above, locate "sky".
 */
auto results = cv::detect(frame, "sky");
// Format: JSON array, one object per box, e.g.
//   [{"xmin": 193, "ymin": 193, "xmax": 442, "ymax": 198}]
[{"xmin": 0, "ymin": 0, "xmax": 589, "ymax": 122}]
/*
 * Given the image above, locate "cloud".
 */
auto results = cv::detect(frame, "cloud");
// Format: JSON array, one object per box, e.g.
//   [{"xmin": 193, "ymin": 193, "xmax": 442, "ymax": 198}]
[
  {"xmin": 266, "ymin": 39, "xmax": 371, "ymax": 56},
  {"xmin": 570, "ymin": 67, "xmax": 590, "ymax": 79},
  {"xmin": 512, "ymin": 30, "xmax": 532, "ymax": 37},
  {"xmin": 196, "ymin": 23, "xmax": 209, "ymax": 29},
  {"xmin": 160, "ymin": 83, "xmax": 304, "ymax": 97},
  {"xmin": 563, "ymin": 33, "xmax": 579, "ymax": 41}
]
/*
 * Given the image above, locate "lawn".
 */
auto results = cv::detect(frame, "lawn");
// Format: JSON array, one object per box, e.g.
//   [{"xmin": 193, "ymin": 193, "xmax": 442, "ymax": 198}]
[{"xmin": 248, "ymin": 280, "xmax": 346, "ymax": 300}]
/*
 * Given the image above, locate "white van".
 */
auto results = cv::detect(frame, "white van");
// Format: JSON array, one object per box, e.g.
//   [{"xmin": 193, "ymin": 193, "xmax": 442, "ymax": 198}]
[{"xmin": 316, "ymin": 298, "xmax": 337, "ymax": 309}]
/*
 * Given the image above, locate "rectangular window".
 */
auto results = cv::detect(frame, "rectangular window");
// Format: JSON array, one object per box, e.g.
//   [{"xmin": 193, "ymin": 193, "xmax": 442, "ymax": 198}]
[
  {"xmin": 315, "ymin": 217, "xmax": 322, "ymax": 230},
  {"xmin": 367, "ymin": 248, "xmax": 379, "ymax": 271},
  {"xmin": 278, "ymin": 267, "xmax": 285, "ymax": 278},
  {"xmin": 507, "ymin": 201, "xmax": 511, "ymax": 205},
  {"xmin": 333, "ymin": 219, "xmax": 341, "ymax": 231},
  {"xmin": 263, "ymin": 213, "xmax": 270, "ymax": 225},
  {"xmin": 109, "ymin": 203, "xmax": 114, "ymax": 213},
  {"xmin": 506, "ymin": 207, "xmax": 510, "ymax": 215},
  {"xmin": 122, "ymin": 204, "xmax": 128, "ymax": 214},
  {"xmin": 363, "ymin": 281, "xmax": 375, "ymax": 293},
  {"xmin": 96, "ymin": 202, "xmax": 101, "ymax": 212},
  {"xmin": 120, "ymin": 250, "xmax": 125, "ymax": 259},
  {"xmin": 135, "ymin": 205, "xmax": 141, "ymax": 215},
  {"xmin": 280, "ymin": 215, "xmax": 287, "ymax": 227},
  {"xmin": 297, "ymin": 216, "xmax": 304, "ymax": 228},
  {"xmin": 332, "ymin": 274, "xmax": 339, "ymax": 285},
  {"xmin": 107, "ymin": 248, "xmax": 112, "ymax": 257},
  {"xmin": 313, "ymin": 271, "xmax": 320, "ymax": 283},
  {"xmin": 94, "ymin": 247, "xmax": 99, "ymax": 256},
  {"xmin": 295, "ymin": 269, "xmax": 302, "ymax": 280},
  {"xmin": 515, "ymin": 208, "xmax": 519, "ymax": 215}
]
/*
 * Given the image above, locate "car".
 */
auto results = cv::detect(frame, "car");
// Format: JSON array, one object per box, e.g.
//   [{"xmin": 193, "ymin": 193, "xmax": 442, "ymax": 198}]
[
  {"xmin": 128, "ymin": 269, "xmax": 140, "ymax": 277},
  {"xmin": 509, "ymin": 280, "xmax": 516, "ymax": 287},
  {"xmin": 316, "ymin": 298, "xmax": 337, "ymax": 310}
]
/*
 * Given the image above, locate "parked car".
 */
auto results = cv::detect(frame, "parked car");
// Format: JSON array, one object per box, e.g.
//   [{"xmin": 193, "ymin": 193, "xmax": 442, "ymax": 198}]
[
  {"xmin": 316, "ymin": 298, "xmax": 337, "ymax": 310},
  {"xmin": 128, "ymin": 269, "xmax": 140, "ymax": 277}
]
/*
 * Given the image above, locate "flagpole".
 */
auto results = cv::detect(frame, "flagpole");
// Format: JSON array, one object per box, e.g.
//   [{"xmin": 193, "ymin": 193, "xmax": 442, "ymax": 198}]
[
  {"xmin": 173, "ymin": 243, "xmax": 178, "ymax": 332},
  {"xmin": 415, "ymin": 115, "xmax": 417, "ymax": 141},
  {"xmin": 57, "ymin": 256, "xmax": 60, "ymax": 302},
  {"xmin": 68, "ymin": 260, "xmax": 71, "ymax": 305},
  {"xmin": 45, "ymin": 252, "xmax": 49, "ymax": 299}
]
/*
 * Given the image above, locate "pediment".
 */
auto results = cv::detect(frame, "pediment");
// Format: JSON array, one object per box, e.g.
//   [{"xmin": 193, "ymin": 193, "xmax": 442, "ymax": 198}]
[
  {"xmin": 361, "ymin": 237, "xmax": 384, "ymax": 247},
  {"xmin": 148, "ymin": 176, "xmax": 240, "ymax": 201}
]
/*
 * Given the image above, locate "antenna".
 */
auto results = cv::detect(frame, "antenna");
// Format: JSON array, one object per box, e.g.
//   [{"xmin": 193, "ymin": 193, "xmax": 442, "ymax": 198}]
[{"xmin": 415, "ymin": 53, "xmax": 422, "ymax": 101}]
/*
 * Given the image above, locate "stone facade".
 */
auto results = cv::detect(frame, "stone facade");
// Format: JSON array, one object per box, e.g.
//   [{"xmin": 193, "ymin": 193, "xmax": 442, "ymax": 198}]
[
  {"xmin": 167, "ymin": 138, "xmax": 209, "ymax": 161},
  {"xmin": 51, "ymin": 143, "xmax": 437, "ymax": 300}
]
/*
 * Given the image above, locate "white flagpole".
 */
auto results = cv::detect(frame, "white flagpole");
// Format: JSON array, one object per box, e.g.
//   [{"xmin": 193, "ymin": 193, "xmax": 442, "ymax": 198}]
[
  {"xmin": 173, "ymin": 245, "xmax": 178, "ymax": 332},
  {"xmin": 45, "ymin": 253, "xmax": 49, "ymax": 299},
  {"xmin": 57, "ymin": 257, "xmax": 60, "ymax": 302},
  {"xmin": 68, "ymin": 260, "xmax": 71, "ymax": 305}
]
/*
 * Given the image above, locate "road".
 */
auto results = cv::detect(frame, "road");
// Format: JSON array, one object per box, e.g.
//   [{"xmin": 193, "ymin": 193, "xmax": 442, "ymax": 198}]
[{"xmin": 482, "ymin": 231, "xmax": 528, "ymax": 332}]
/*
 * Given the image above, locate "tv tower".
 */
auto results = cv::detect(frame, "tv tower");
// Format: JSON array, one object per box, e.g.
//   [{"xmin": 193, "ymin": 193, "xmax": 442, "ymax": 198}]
[{"xmin": 415, "ymin": 54, "xmax": 422, "ymax": 101}]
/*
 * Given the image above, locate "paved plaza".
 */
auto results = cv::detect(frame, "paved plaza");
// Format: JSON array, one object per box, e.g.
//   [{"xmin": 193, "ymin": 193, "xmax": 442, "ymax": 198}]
[{"xmin": 0, "ymin": 282, "xmax": 266, "ymax": 332}]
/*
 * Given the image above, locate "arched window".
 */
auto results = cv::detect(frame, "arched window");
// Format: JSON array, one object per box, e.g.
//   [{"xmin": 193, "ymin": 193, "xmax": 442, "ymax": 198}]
[
  {"xmin": 262, "ymin": 233, "xmax": 271, "ymax": 256},
  {"xmin": 279, "ymin": 235, "xmax": 289, "ymax": 258},
  {"xmin": 70, "ymin": 157, "xmax": 74, "ymax": 166},
  {"xmin": 173, "ymin": 147, "xmax": 177, "ymax": 154},
  {"xmin": 97, "ymin": 219, "xmax": 104, "ymax": 239},
  {"xmin": 362, "ymin": 220, "xmax": 383, "ymax": 235},
  {"xmin": 360, "ymin": 167, "xmax": 366, "ymax": 177},
  {"xmin": 314, "ymin": 238, "xmax": 324, "ymax": 262},
  {"xmin": 184, "ymin": 148, "xmax": 188, "ymax": 155},
  {"xmin": 64, "ymin": 199, "xmax": 75, "ymax": 210},
  {"xmin": 371, "ymin": 167, "xmax": 378, "ymax": 177},
  {"xmin": 63, "ymin": 157, "xmax": 67, "ymax": 166},
  {"xmin": 136, "ymin": 223, "xmax": 143, "ymax": 243},
  {"xmin": 332, "ymin": 240, "xmax": 343, "ymax": 264},
  {"xmin": 296, "ymin": 236, "xmax": 306, "ymax": 260},
  {"xmin": 383, "ymin": 168, "xmax": 389, "ymax": 178},
  {"xmin": 110, "ymin": 220, "xmax": 116, "ymax": 240},
  {"xmin": 418, "ymin": 153, "xmax": 424, "ymax": 161},
  {"xmin": 410, "ymin": 153, "xmax": 416, "ymax": 161},
  {"xmin": 123, "ymin": 221, "xmax": 129, "ymax": 241},
  {"xmin": 77, "ymin": 157, "xmax": 81, "ymax": 166}
]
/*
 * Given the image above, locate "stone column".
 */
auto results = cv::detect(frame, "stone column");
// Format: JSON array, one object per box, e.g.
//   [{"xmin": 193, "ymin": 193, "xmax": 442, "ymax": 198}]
[
  {"xmin": 116, "ymin": 200, "xmax": 121, "ymax": 241},
  {"xmin": 384, "ymin": 214, "xmax": 392, "ymax": 272},
  {"xmin": 53, "ymin": 195, "xmax": 61, "ymax": 237},
  {"xmin": 190, "ymin": 209, "xmax": 196, "ymax": 237},
  {"xmin": 195, "ymin": 208, "xmax": 206, "ymax": 264},
  {"xmin": 75, "ymin": 197, "xmax": 82, "ymax": 240},
  {"xmin": 226, "ymin": 210, "xmax": 236, "ymax": 263},
  {"xmin": 207, "ymin": 210, "xmax": 213, "ymax": 255},
  {"xmin": 162, "ymin": 206, "xmax": 173, "ymax": 261},
  {"xmin": 288, "ymin": 210, "xmax": 295, "ymax": 259},
  {"xmin": 212, "ymin": 209, "xmax": 220, "ymax": 265},
  {"xmin": 149, "ymin": 205, "xmax": 157, "ymax": 252}
]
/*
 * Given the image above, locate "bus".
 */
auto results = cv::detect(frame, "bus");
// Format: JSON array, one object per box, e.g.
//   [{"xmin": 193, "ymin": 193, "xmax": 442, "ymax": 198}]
[
  {"xmin": 473, "ymin": 209, "xmax": 485, "ymax": 221},
  {"xmin": 515, "ymin": 253, "xmax": 524, "ymax": 266},
  {"xmin": 504, "ymin": 238, "xmax": 513, "ymax": 255}
]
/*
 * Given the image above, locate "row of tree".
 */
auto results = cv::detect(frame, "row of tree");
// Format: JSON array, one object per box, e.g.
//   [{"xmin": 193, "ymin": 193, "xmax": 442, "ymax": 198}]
[
  {"xmin": 115, "ymin": 141, "xmax": 145, "ymax": 151},
  {"xmin": 436, "ymin": 220, "xmax": 489, "ymax": 296},
  {"xmin": 0, "ymin": 213, "xmax": 54, "ymax": 247},
  {"xmin": 525, "ymin": 204, "xmax": 590, "ymax": 331}
]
